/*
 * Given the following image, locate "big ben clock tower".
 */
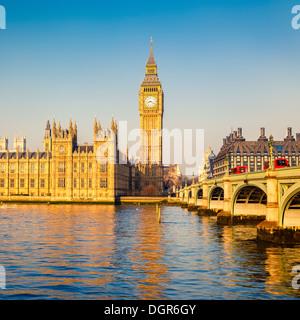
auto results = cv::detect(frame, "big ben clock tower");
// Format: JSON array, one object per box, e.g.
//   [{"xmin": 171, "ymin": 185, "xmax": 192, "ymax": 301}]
[{"xmin": 139, "ymin": 38, "xmax": 164, "ymax": 192}]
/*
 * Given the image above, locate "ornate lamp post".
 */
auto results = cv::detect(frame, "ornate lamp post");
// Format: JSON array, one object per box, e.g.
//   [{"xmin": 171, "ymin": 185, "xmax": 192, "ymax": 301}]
[
  {"xmin": 225, "ymin": 153, "xmax": 230, "ymax": 175},
  {"xmin": 268, "ymin": 135, "xmax": 274, "ymax": 169},
  {"xmin": 203, "ymin": 163, "xmax": 207, "ymax": 181}
]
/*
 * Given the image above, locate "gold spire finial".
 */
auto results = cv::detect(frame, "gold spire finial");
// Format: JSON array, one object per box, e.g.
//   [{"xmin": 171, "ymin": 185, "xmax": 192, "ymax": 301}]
[{"xmin": 147, "ymin": 37, "xmax": 156, "ymax": 66}]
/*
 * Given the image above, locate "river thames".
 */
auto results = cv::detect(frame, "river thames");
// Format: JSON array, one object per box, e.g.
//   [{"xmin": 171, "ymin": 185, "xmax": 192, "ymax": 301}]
[{"xmin": 0, "ymin": 204, "xmax": 300, "ymax": 300}]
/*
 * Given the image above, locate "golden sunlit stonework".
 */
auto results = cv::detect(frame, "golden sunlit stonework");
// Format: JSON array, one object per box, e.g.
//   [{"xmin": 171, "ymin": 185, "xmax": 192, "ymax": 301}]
[
  {"xmin": 139, "ymin": 38, "xmax": 164, "ymax": 192},
  {"xmin": 0, "ymin": 40, "xmax": 164, "ymax": 202}
]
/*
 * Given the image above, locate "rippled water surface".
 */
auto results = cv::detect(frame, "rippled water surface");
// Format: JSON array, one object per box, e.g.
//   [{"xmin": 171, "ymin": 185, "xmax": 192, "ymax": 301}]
[{"xmin": 0, "ymin": 204, "xmax": 300, "ymax": 300}]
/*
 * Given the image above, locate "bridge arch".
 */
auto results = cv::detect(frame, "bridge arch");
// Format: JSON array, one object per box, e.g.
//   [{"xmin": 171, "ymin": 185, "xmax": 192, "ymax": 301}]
[
  {"xmin": 209, "ymin": 186, "xmax": 224, "ymax": 210},
  {"xmin": 231, "ymin": 183, "xmax": 267, "ymax": 217},
  {"xmin": 187, "ymin": 189, "xmax": 192, "ymax": 204},
  {"xmin": 195, "ymin": 188, "xmax": 203, "ymax": 206},
  {"xmin": 181, "ymin": 190, "xmax": 184, "ymax": 202},
  {"xmin": 280, "ymin": 183, "xmax": 300, "ymax": 227}
]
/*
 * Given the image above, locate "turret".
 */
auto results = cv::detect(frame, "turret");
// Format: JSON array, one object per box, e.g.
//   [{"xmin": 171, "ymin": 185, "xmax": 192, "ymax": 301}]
[
  {"xmin": 52, "ymin": 118, "xmax": 57, "ymax": 137},
  {"xmin": 13, "ymin": 134, "xmax": 26, "ymax": 152},
  {"xmin": 44, "ymin": 120, "xmax": 52, "ymax": 152},
  {"xmin": 0, "ymin": 134, "xmax": 8, "ymax": 152},
  {"xmin": 51, "ymin": 119, "xmax": 77, "ymax": 155},
  {"xmin": 69, "ymin": 118, "xmax": 73, "ymax": 133},
  {"xmin": 94, "ymin": 117, "xmax": 101, "ymax": 141}
]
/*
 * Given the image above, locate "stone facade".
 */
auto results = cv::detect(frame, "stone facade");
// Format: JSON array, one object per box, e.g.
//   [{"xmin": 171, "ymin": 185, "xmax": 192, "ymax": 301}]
[
  {"xmin": 0, "ymin": 40, "xmax": 165, "ymax": 201},
  {"xmin": 163, "ymin": 164, "xmax": 182, "ymax": 193},
  {"xmin": 138, "ymin": 39, "xmax": 164, "ymax": 192},
  {"xmin": 213, "ymin": 127, "xmax": 300, "ymax": 178},
  {"xmin": 0, "ymin": 119, "xmax": 138, "ymax": 201}
]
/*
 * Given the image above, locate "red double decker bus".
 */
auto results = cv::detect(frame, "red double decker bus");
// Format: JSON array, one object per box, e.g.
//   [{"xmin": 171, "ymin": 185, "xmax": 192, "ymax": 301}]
[
  {"xmin": 231, "ymin": 166, "xmax": 248, "ymax": 174},
  {"xmin": 264, "ymin": 159, "xmax": 289, "ymax": 170}
]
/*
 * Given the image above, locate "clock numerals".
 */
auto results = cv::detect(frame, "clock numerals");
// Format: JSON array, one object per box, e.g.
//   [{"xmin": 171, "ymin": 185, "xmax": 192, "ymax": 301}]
[{"xmin": 144, "ymin": 95, "xmax": 157, "ymax": 108}]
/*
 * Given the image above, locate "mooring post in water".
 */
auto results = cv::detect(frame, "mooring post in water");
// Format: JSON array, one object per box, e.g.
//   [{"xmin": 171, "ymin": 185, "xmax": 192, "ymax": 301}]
[{"xmin": 158, "ymin": 207, "xmax": 161, "ymax": 223}]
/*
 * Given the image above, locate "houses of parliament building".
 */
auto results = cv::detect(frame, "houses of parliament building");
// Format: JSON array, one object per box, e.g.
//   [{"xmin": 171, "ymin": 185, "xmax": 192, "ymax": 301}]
[{"xmin": 0, "ymin": 41, "xmax": 164, "ymax": 201}]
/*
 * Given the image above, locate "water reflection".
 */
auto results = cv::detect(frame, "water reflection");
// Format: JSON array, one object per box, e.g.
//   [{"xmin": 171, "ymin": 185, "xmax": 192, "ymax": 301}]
[
  {"xmin": 0, "ymin": 204, "xmax": 300, "ymax": 299},
  {"xmin": 128, "ymin": 207, "xmax": 169, "ymax": 299}
]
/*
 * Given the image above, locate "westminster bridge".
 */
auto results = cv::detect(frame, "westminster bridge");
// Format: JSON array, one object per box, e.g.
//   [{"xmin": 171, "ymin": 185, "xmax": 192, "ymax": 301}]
[{"xmin": 177, "ymin": 166, "xmax": 300, "ymax": 243}]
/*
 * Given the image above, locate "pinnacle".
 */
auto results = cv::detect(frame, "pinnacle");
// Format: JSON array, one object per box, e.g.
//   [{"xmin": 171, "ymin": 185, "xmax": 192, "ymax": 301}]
[{"xmin": 146, "ymin": 38, "xmax": 156, "ymax": 66}]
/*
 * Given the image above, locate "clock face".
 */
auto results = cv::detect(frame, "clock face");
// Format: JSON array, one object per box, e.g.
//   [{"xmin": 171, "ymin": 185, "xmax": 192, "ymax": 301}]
[{"xmin": 144, "ymin": 95, "xmax": 157, "ymax": 108}]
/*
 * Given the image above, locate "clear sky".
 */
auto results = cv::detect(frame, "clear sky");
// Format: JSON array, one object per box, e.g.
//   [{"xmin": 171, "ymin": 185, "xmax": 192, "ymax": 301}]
[{"xmin": 0, "ymin": 0, "xmax": 300, "ymax": 159}]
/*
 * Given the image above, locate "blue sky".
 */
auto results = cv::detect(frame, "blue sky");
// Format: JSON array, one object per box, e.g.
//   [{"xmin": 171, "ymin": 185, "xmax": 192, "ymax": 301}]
[{"xmin": 0, "ymin": 0, "xmax": 300, "ymax": 157}]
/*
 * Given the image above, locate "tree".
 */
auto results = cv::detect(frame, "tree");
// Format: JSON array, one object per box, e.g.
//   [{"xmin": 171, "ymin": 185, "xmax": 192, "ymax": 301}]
[{"xmin": 141, "ymin": 185, "xmax": 160, "ymax": 196}]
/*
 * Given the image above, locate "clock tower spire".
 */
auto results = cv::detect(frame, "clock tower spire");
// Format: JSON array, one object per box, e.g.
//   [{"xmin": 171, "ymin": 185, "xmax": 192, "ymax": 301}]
[
  {"xmin": 147, "ymin": 37, "xmax": 156, "ymax": 66},
  {"xmin": 139, "ymin": 38, "xmax": 164, "ymax": 192},
  {"xmin": 142, "ymin": 37, "xmax": 160, "ymax": 86}
]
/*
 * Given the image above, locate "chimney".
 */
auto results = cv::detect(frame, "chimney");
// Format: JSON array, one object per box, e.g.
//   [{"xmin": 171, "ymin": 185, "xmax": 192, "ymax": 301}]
[
  {"xmin": 235, "ymin": 128, "xmax": 245, "ymax": 141},
  {"xmin": 233, "ymin": 131, "xmax": 237, "ymax": 139},
  {"xmin": 237, "ymin": 128, "xmax": 242, "ymax": 137},
  {"xmin": 296, "ymin": 133, "xmax": 300, "ymax": 141},
  {"xmin": 284, "ymin": 127, "xmax": 295, "ymax": 141},
  {"xmin": 258, "ymin": 127, "xmax": 267, "ymax": 141},
  {"xmin": 223, "ymin": 138, "xmax": 226, "ymax": 145}
]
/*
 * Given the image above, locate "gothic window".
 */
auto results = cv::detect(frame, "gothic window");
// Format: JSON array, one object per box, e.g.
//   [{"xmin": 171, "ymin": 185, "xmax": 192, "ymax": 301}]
[
  {"xmin": 20, "ymin": 164, "xmax": 25, "ymax": 174},
  {"xmin": 58, "ymin": 178, "xmax": 65, "ymax": 188},
  {"xmin": 100, "ymin": 178, "xmax": 107, "ymax": 188},
  {"xmin": 58, "ymin": 162, "xmax": 65, "ymax": 173},
  {"xmin": 100, "ymin": 164, "xmax": 107, "ymax": 173}
]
